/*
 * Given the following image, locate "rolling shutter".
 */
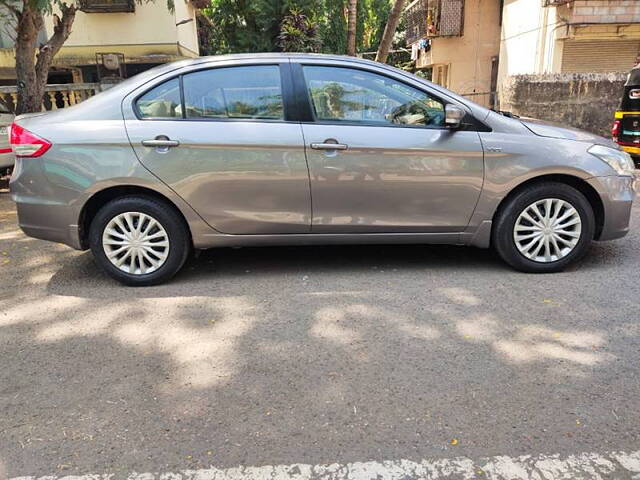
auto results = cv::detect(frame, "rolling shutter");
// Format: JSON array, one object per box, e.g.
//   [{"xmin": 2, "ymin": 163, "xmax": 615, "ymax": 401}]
[{"xmin": 561, "ymin": 40, "xmax": 640, "ymax": 73}]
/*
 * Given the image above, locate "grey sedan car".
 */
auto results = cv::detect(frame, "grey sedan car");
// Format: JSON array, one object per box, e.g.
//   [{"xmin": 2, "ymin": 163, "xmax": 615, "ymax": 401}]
[{"xmin": 9, "ymin": 54, "xmax": 636, "ymax": 285}]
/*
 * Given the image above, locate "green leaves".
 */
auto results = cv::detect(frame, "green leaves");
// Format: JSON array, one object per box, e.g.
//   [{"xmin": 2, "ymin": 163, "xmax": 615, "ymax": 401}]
[
  {"xmin": 278, "ymin": 8, "xmax": 321, "ymax": 53},
  {"xmin": 200, "ymin": 0, "xmax": 394, "ymax": 57}
]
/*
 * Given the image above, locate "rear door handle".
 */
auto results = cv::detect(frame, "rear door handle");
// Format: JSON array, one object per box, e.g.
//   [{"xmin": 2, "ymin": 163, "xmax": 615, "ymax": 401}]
[
  {"xmin": 311, "ymin": 142, "xmax": 348, "ymax": 151},
  {"xmin": 142, "ymin": 139, "xmax": 180, "ymax": 148}
]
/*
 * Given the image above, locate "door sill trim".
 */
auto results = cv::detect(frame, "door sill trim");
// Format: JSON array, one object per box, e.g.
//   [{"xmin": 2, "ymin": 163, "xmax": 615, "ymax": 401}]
[{"xmin": 196, "ymin": 232, "xmax": 464, "ymax": 248}]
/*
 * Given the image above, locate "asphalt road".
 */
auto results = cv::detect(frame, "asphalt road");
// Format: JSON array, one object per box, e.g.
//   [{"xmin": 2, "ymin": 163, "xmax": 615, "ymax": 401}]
[{"xmin": 1, "ymin": 188, "xmax": 640, "ymax": 479}]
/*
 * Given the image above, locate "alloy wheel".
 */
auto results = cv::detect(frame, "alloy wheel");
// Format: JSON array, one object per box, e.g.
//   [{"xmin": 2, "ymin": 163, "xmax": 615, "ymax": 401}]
[
  {"xmin": 513, "ymin": 198, "xmax": 582, "ymax": 263},
  {"xmin": 102, "ymin": 212, "xmax": 170, "ymax": 275}
]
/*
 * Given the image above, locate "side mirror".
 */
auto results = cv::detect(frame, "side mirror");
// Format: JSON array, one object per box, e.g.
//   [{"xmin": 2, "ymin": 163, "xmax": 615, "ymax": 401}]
[{"xmin": 445, "ymin": 104, "xmax": 466, "ymax": 129}]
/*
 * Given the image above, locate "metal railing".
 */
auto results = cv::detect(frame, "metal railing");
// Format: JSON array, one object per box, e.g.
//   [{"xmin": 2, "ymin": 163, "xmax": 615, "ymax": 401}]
[
  {"xmin": 405, "ymin": 0, "xmax": 465, "ymax": 45},
  {"xmin": 0, "ymin": 83, "xmax": 101, "ymax": 114}
]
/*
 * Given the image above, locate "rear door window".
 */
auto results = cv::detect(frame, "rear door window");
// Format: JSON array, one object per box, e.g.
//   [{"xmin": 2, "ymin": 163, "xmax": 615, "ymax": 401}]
[{"xmin": 182, "ymin": 65, "xmax": 284, "ymax": 120}]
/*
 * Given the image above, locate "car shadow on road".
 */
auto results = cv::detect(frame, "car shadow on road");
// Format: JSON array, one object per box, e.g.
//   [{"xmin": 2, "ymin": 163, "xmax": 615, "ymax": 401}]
[
  {"xmin": 44, "ymin": 237, "xmax": 627, "ymax": 299},
  {"xmin": 45, "ymin": 243, "xmax": 509, "ymax": 298}
]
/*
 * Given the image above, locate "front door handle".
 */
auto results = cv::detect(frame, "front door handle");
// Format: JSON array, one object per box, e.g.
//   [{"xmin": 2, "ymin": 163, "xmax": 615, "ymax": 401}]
[
  {"xmin": 142, "ymin": 139, "xmax": 180, "ymax": 148},
  {"xmin": 311, "ymin": 142, "xmax": 348, "ymax": 151}
]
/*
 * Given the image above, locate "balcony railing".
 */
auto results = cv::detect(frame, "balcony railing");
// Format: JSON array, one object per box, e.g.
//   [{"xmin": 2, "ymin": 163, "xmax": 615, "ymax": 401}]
[
  {"xmin": 0, "ymin": 83, "xmax": 101, "ymax": 113},
  {"xmin": 405, "ymin": 0, "xmax": 465, "ymax": 45}
]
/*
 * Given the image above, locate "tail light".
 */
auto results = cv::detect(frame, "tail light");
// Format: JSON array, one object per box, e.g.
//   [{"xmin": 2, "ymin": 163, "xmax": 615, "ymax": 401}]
[
  {"xmin": 612, "ymin": 119, "xmax": 621, "ymax": 143},
  {"xmin": 10, "ymin": 123, "xmax": 51, "ymax": 157}
]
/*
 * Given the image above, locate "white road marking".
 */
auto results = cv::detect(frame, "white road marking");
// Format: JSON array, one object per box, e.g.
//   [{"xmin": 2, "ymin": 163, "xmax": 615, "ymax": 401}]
[{"xmin": 10, "ymin": 450, "xmax": 640, "ymax": 480}]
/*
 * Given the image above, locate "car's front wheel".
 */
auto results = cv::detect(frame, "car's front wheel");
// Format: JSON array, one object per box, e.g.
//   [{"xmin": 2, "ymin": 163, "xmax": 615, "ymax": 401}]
[
  {"xmin": 89, "ymin": 196, "xmax": 190, "ymax": 286},
  {"xmin": 493, "ymin": 182, "xmax": 596, "ymax": 273}
]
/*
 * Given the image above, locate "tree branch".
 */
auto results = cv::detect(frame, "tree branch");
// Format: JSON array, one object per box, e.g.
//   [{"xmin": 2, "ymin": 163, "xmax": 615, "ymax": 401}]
[
  {"xmin": 34, "ymin": 3, "xmax": 76, "ymax": 86},
  {"xmin": 375, "ymin": 0, "xmax": 405, "ymax": 64}
]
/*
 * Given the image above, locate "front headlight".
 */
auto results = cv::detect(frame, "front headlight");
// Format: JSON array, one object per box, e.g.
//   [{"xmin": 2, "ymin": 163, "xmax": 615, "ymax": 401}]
[{"xmin": 588, "ymin": 145, "xmax": 636, "ymax": 177}]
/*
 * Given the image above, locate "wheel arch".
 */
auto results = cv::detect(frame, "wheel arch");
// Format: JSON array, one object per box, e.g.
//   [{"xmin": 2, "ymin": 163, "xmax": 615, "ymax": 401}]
[
  {"xmin": 491, "ymin": 174, "xmax": 605, "ymax": 242},
  {"xmin": 78, "ymin": 185, "xmax": 194, "ymax": 250}
]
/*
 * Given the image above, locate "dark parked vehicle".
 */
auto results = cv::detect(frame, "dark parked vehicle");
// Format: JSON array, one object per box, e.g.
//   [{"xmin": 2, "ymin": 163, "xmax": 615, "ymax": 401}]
[{"xmin": 613, "ymin": 65, "xmax": 640, "ymax": 167}]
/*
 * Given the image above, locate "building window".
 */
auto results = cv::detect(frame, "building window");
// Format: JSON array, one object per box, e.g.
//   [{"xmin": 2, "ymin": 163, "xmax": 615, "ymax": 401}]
[
  {"xmin": 79, "ymin": 0, "xmax": 135, "ymax": 13},
  {"xmin": 432, "ymin": 64, "xmax": 450, "ymax": 89}
]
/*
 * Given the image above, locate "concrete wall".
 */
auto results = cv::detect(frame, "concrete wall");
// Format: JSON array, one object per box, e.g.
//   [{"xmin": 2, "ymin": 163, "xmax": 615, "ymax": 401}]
[
  {"xmin": 498, "ymin": 0, "xmax": 562, "ymax": 79},
  {"xmin": 499, "ymin": 72, "xmax": 625, "ymax": 137},
  {"xmin": 44, "ymin": 2, "xmax": 198, "ymax": 54},
  {"xmin": 46, "ymin": 4, "xmax": 177, "ymax": 47},
  {"xmin": 567, "ymin": 0, "xmax": 640, "ymax": 24},
  {"xmin": 174, "ymin": 0, "xmax": 199, "ymax": 56}
]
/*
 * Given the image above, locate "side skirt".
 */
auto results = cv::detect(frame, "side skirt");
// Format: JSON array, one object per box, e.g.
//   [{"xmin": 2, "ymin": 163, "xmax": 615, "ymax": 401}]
[{"xmin": 195, "ymin": 232, "xmax": 467, "ymax": 249}]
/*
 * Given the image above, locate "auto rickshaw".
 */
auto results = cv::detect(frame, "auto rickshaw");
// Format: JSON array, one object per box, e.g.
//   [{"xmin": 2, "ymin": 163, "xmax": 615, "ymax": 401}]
[{"xmin": 613, "ymin": 65, "xmax": 640, "ymax": 167}]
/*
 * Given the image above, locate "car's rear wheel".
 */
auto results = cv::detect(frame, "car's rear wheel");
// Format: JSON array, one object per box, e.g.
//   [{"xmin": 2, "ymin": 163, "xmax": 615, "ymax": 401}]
[
  {"xmin": 89, "ymin": 196, "xmax": 190, "ymax": 286},
  {"xmin": 493, "ymin": 182, "xmax": 595, "ymax": 273}
]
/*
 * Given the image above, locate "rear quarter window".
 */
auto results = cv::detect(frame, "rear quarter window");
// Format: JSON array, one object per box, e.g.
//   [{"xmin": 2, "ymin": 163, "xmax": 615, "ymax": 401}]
[{"xmin": 136, "ymin": 77, "xmax": 182, "ymax": 119}]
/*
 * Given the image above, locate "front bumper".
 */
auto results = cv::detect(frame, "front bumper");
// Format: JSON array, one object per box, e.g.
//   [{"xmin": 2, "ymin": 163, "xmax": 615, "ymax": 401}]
[{"xmin": 587, "ymin": 175, "xmax": 636, "ymax": 241}]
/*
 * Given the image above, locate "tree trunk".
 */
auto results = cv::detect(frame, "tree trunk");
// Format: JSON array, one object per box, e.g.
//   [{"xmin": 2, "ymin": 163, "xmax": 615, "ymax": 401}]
[
  {"xmin": 14, "ymin": 5, "xmax": 43, "ymax": 115},
  {"xmin": 375, "ymin": 0, "xmax": 405, "ymax": 64},
  {"xmin": 346, "ymin": 0, "xmax": 358, "ymax": 56},
  {"xmin": 14, "ymin": 2, "xmax": 76, "ymax": 115}
]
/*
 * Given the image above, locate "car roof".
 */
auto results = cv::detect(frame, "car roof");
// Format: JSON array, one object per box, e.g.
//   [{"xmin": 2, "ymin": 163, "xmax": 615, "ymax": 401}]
[
  {"xmin": 148, "ymin": 52, "xmax": 391, "ymax": 75},
  {"xmin": 182, "ymin": 52, "xmax": 381, "ymax": 65}
]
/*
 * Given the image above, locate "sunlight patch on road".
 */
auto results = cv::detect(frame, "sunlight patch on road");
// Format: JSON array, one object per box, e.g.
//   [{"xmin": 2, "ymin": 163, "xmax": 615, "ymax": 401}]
[{"xmin": 113, "ymin": 296, "xmax": 259, "ymax": 391}]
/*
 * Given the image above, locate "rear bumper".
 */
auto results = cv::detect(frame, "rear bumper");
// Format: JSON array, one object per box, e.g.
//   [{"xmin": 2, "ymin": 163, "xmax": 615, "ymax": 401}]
[
  {"xmin": 587, "ymin": 175, "xmax": 636, "ymax": 241},
  {"xmin": 13, "ymin": 201, "xmax": 83, "ymax": 249},
  {"xmin": 9, "ymin": 158, "xmax": 83, "ymax": 250}
]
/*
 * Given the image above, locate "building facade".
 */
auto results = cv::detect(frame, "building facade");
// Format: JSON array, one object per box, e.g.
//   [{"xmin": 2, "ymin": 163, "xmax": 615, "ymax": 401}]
[
  {"xmin": 405, "ymin": 0, "xmax": 502, "ymax": 107},
  {"xmin": 499, "ymin": 0, "xmax": 640, "ymax": 79},
  {"xmin": 0, "ymin": 1, "xmax": 200, "ymax": 86},
  {"xmin": 405, "ymin": 0, "xmax": 640, "ymax": 109}
]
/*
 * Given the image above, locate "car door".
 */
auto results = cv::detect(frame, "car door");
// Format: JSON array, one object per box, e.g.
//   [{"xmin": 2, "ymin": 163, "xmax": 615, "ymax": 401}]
[
  {"xmin": 124, "ymin": 62, "xmax": 311, "ymax": 234},
  {"xmin": 296, "ymin": 63, "xmax": 485, "ymax": 233}
]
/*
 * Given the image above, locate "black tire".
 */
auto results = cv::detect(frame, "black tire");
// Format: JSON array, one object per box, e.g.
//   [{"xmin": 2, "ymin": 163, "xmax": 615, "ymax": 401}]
[
  {"xmin": 89, "ymin": 195, "xmax": 191, "ymax": 286},
  {"xmin": 493, "ymin": 182, "xmax": 595, "ymax": 273}
]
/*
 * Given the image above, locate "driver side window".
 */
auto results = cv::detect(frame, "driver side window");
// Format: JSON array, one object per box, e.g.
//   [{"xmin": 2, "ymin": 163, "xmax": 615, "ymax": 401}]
[{"xmin": 302, "ymin": 66, "xmax": 445, "ymax": 127}]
